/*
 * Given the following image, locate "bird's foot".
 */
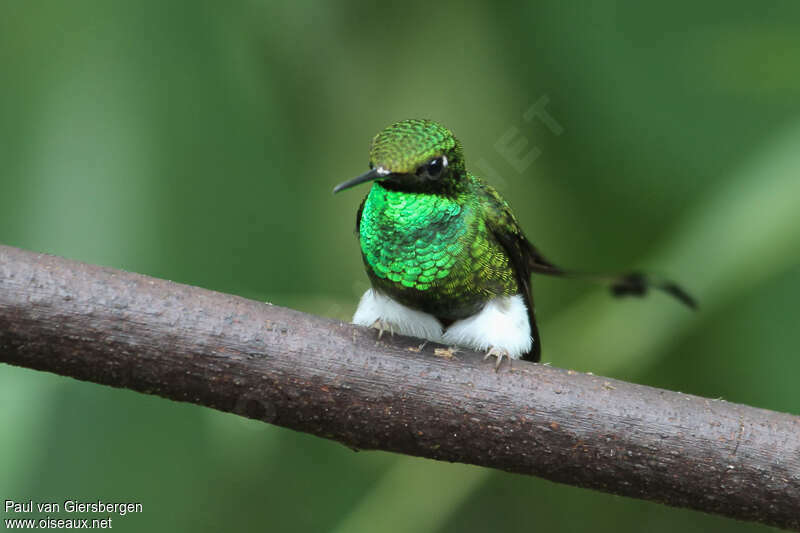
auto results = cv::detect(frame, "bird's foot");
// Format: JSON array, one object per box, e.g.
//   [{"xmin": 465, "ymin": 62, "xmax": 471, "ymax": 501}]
[
  {"xmin": 484, "ymin": 347, "xmax": 511, "ymax": 372},
  {"xmin": 370, "ymin": 319, "xmax": 394, "ymax": 340}
]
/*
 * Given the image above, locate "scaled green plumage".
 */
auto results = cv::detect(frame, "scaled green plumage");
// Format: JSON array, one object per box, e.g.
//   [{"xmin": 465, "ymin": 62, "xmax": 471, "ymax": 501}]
[
  {"xmin": 336, "ymin": 118, "xmax": 695, "ymax": 363},
  {"xmin": 355, "ymin": 119, "xmax": 532, "ymax": 326},
  {"xmin": 368, "ymin": 120, "xmax": 459, "ymax": 174},
  {"xmin": 359, "ymin": 179, "xmax": 520, "ymax": 321}
]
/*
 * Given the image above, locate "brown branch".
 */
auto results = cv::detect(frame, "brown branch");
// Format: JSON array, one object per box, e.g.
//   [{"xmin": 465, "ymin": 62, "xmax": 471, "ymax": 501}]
[{"xmin": 0, "ymin": 244, "xmax": 798, "ymax": 530}]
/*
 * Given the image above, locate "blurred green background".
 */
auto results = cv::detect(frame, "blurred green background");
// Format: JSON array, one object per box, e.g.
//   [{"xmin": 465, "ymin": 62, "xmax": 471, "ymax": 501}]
[{"xmin": 1, "ymin": 1, "xmax": 799, "ymax": 531}]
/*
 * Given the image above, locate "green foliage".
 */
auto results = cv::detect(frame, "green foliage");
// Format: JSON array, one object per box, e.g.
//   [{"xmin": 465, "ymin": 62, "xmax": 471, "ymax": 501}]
[{"xmin": 1, "ymin": 1, "xmax": 799, "ymax": 531}]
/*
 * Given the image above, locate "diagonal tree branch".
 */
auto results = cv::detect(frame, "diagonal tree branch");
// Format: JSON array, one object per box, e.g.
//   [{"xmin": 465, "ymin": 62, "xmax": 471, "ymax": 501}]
[{"xmin": 0, "ymin": 244, "xmax": 798, "ymax": 530}]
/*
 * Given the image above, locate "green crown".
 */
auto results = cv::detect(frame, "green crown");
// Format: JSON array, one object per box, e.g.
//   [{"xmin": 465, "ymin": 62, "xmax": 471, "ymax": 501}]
[{"xmin": 369, "ymin": 119, "xmax": 462, "ymax": 174}]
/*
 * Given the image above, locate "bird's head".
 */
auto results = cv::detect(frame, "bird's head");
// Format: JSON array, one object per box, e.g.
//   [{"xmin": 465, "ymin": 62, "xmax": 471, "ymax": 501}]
[{"xmin": 333, "ymin": 119, "xmax": 466, "ymax": 195}]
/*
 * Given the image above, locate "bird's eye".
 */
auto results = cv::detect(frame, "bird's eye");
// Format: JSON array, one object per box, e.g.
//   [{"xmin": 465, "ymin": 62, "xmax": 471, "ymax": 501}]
[{"xmin": 417, "ymin": 155, "xmax": 447, "ymax": 180}]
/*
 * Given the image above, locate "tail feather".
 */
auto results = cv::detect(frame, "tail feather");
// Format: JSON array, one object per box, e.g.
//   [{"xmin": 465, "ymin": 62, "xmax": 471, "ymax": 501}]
[
  {"xmin": 526, "ymin": 253, "xmax": 697, "ymax": 310},
  {"xmin": 609, "ymin": 272, "xmax": 698, "ymax": 310}
]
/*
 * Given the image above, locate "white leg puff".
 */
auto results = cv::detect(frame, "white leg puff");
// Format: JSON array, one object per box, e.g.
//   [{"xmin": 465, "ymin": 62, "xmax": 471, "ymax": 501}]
[
  {"xmin": 352, "ymin": 289, "xmax": 444, "ymax": 343},
  {"xmin": 442, "ymin": 294, "xmax": 532, "ymax": 359}
]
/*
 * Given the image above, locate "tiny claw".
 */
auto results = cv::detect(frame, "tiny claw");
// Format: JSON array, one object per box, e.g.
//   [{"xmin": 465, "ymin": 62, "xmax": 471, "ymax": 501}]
[
  {"xmin": 371, "ymin": 319, "xmax": 389, "ymax": 339},
  {"xmin": 485, "ymin": 347, "xmax": 510, "ymax": 372}
]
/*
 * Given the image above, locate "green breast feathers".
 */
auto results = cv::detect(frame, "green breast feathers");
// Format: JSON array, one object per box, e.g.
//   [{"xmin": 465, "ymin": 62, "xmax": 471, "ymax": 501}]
[{"xmin": 358, "ymin": 182, "xmax": 518, "ymax": 319}]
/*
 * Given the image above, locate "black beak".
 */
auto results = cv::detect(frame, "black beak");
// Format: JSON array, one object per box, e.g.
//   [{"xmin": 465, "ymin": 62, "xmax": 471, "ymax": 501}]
[{"xmin": 333, "ymin": 167, "xmax": 390, "ymax": 193}]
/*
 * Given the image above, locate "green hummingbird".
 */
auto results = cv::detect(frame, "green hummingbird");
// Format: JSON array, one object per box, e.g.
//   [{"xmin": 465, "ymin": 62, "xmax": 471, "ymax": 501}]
[{"xmin": 334, "ymin": 119, "xmax": 695, "ymax": 366}]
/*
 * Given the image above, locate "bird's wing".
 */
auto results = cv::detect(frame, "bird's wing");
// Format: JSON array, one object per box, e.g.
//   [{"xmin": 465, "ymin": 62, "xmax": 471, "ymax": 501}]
[
  {"xmin": 481, "ymin": 185, "xmax": 542, "ymax": 362},
  {"xmin": 482, "ymin": 187, "xmax": 697, "ymax": 310}
]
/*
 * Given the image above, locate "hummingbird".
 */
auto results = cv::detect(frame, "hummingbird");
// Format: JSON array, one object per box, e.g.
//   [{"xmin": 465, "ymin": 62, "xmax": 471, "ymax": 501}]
[{"xmin": 333, "ymin": 119, "xmax": 695, "ymax": 367}]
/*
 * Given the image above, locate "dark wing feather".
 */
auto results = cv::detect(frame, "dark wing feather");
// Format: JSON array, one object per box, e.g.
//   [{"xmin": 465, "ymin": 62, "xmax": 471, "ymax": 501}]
[{"xmin": 482, "ymin": 186, "xmax": 541, "ymax": 362}]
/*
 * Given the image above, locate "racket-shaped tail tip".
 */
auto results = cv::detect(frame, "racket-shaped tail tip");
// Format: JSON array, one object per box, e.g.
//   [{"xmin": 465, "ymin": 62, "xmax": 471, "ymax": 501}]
[{"xmin": 610, "ymin": 272, "xmax": 697, "ymax": 310}]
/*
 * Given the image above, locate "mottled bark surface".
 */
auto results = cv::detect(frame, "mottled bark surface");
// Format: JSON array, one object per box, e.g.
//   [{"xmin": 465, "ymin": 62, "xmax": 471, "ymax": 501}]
[{"xmin": 0, "ymin": 245, "xmax": 798, "ymax": 530}]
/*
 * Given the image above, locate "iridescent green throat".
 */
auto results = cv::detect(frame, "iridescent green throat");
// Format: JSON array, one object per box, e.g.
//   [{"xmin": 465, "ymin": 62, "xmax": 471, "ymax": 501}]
[{"xmin": 358, "ymin": 181, "xmax": 518, "ymax": 320}]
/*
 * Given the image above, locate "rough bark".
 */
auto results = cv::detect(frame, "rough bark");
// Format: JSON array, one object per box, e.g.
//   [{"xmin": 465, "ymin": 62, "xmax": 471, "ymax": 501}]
[{"xmin": 0, "ymin": 245, "xmax": 798, "ymax": 530}]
